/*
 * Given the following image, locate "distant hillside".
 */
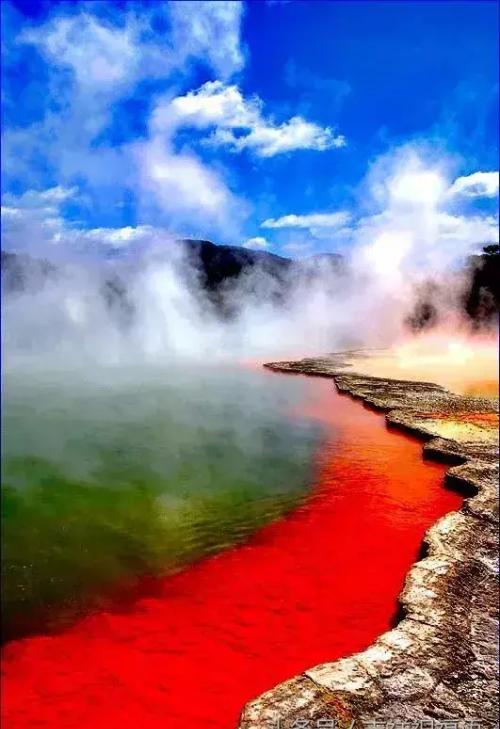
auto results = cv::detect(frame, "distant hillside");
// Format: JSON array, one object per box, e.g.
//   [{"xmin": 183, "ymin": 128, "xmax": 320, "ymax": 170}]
[
  {"xmin": 405, "ymin": 244, "xmax": 500, "ymax": 332},
  {"xmin": 180, "ymin": 239, "xmax": 294, "ymax": 286},
  {"xmin": 463, "ymin": 244, "xmax": 500, "ymax": 325}
]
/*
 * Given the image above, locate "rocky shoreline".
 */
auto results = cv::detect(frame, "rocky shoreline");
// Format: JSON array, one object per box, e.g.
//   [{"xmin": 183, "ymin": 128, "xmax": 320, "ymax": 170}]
[{"xmin": 237, "ymin": 353, "xmax": 499, "ymax": 729}]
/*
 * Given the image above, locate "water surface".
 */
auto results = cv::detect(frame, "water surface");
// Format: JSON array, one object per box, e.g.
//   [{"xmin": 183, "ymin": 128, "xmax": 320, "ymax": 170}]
[
  {"xmin": 2, "ymin": 363, "xmax": 323, "ymax": 640},
  {"xmin": 2, "ymin": 373, "xmax": 462, "ymax": 729}
]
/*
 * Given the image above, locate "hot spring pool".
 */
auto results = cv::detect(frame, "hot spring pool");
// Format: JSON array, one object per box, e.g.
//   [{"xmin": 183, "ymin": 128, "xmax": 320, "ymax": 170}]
[
  {"xmin": 1, "ymin": 363, "xmax": 323, "ymax": 640},
  {"xmin": 1, "ymin": 366, "xmax": 462, "ymax": 729}
]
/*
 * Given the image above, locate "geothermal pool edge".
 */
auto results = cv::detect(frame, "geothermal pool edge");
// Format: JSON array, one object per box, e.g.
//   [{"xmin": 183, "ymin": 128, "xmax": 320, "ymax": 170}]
[{"xmin": 237, "ymin": 353, "xmax": 499, "ymax": 729}]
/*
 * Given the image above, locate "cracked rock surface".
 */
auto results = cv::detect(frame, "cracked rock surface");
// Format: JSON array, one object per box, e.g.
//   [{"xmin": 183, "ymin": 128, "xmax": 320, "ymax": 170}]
[{"xmin": 237, "ymin": 352, "xmax": 499, "ymax": 729}]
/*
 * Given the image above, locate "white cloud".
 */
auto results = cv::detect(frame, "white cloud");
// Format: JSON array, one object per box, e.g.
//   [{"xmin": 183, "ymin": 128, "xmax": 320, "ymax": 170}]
[
  {"xmin": 153, "ymin": 82, "xmax": 257, "ymax": 131},
  {"xmin": 76, "ymin": 225, "xmax": 157, "ymax": 248},
  {"xmin": 1, "ymin": 179, "xmax": 243, "ymax": 257},
  {"xmin": 3, "ymin": 186, "xmax": 77, "ymax": 210},
  {"xmin": 261, "ymin": 211, "xmax": 351, "ymax": 229},
  {"xmin": 226, "ymin": 118, "xmax": 346, "ymax": 157},
  {"xmin": 1, "ymin": 186, "xmax": 176, "ymax": 255},
  {"xmin": 1, "ymin": 186, "xmax": 79, "ymax": 251},
  {"xmin": 21, "ymin": 14, "xmax": 142, "ymax": 93},
  {"xmin": 169, "ymin": 1, "xmax": 245, "ymax": 80},
  {"xmin": 242, "ymin": 236, "xmax": 269, "ymax": 250},
  {"xmin": 447, "ymin": 171, "xmax": 499, "ymax": 198},
  {"xmin": 20, "ymin": 3, "xmax": 245, "ymax": 98},
  {"xmin": 133, "ymin": 135, "xmax": 243, "ymax": 234},
  {"xmin": 5, "ymin": 4, "xmax": 247, "ymax": 236},
  {"xmin": 152, "ymin": 81, "xmax": 345, "ymax": 157}
]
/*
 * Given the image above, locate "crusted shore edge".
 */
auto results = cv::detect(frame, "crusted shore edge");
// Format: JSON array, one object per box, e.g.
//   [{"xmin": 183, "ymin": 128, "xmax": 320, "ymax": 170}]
[{"xmin": 237, "ymin": 354, "xmax": 499, "ymax": 728}]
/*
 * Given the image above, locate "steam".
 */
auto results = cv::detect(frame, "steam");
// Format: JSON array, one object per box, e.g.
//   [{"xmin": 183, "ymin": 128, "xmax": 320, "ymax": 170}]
[
  {"xmin": 2, "ymin": 246, "xmax": 360, "ymax": 371},
  {"xmin": 2, "ymin": 145, "xmax": 499, "ymax": 376}
]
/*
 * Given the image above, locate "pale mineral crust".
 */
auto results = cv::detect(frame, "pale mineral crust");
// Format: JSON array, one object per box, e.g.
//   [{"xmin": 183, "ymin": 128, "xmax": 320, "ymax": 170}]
[{"xmin": 237, "ymin": 352, "xmax": 499, "ymax": 729}]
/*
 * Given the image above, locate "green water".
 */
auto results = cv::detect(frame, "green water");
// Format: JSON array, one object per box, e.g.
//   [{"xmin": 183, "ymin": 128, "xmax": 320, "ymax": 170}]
[{"xmin": 1, "ymin": 364, "xmax": 324, "ymax": 640}]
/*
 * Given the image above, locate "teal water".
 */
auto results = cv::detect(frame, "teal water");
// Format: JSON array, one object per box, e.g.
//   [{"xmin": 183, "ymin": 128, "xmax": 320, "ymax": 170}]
[{"xmin": 1, "ymin": 363, "xmax": 325, "ymax": 640}]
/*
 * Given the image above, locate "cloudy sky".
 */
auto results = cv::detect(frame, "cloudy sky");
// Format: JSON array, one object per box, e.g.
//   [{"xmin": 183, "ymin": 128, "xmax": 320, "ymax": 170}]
[{"xmin": 1, "ymin": 0, "xmax": 499, "ymax": 260}]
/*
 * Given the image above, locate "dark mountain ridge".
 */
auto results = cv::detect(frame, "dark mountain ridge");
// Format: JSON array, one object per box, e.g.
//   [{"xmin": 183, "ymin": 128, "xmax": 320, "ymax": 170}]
[{"xmin": 405, "ymin": 244, "xmax": 499, "ymax": 331}]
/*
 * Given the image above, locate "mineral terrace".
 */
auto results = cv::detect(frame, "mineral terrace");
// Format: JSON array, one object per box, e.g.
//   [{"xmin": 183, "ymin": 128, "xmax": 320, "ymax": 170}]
[{"xmin": 237, "ymin": 351, "xmax": 499, "ymax": 729}]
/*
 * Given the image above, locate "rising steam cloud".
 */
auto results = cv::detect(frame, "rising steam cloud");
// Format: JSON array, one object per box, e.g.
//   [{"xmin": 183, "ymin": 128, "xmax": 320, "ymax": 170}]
[{"xmin": 2, "ymin": 145, "xmax": 499, "ymax": 376}]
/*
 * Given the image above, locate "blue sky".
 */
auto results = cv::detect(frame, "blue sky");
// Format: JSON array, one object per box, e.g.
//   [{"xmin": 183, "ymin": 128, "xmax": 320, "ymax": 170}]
[{"xmin": 1, "ymin": 0, "xmax": 498, "ymax": 261}]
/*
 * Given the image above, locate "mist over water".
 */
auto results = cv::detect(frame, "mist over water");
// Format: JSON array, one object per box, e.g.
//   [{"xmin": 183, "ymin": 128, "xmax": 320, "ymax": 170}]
[{"xmin": 2, "ymin": 247, "xmax": 356, "ymax": 371}]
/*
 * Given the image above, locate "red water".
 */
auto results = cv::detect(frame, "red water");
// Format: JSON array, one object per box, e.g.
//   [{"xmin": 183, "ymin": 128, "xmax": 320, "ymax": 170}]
[{"xmin": 1, "ymin": 377, "xmax": 462, "ymax": 729}]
